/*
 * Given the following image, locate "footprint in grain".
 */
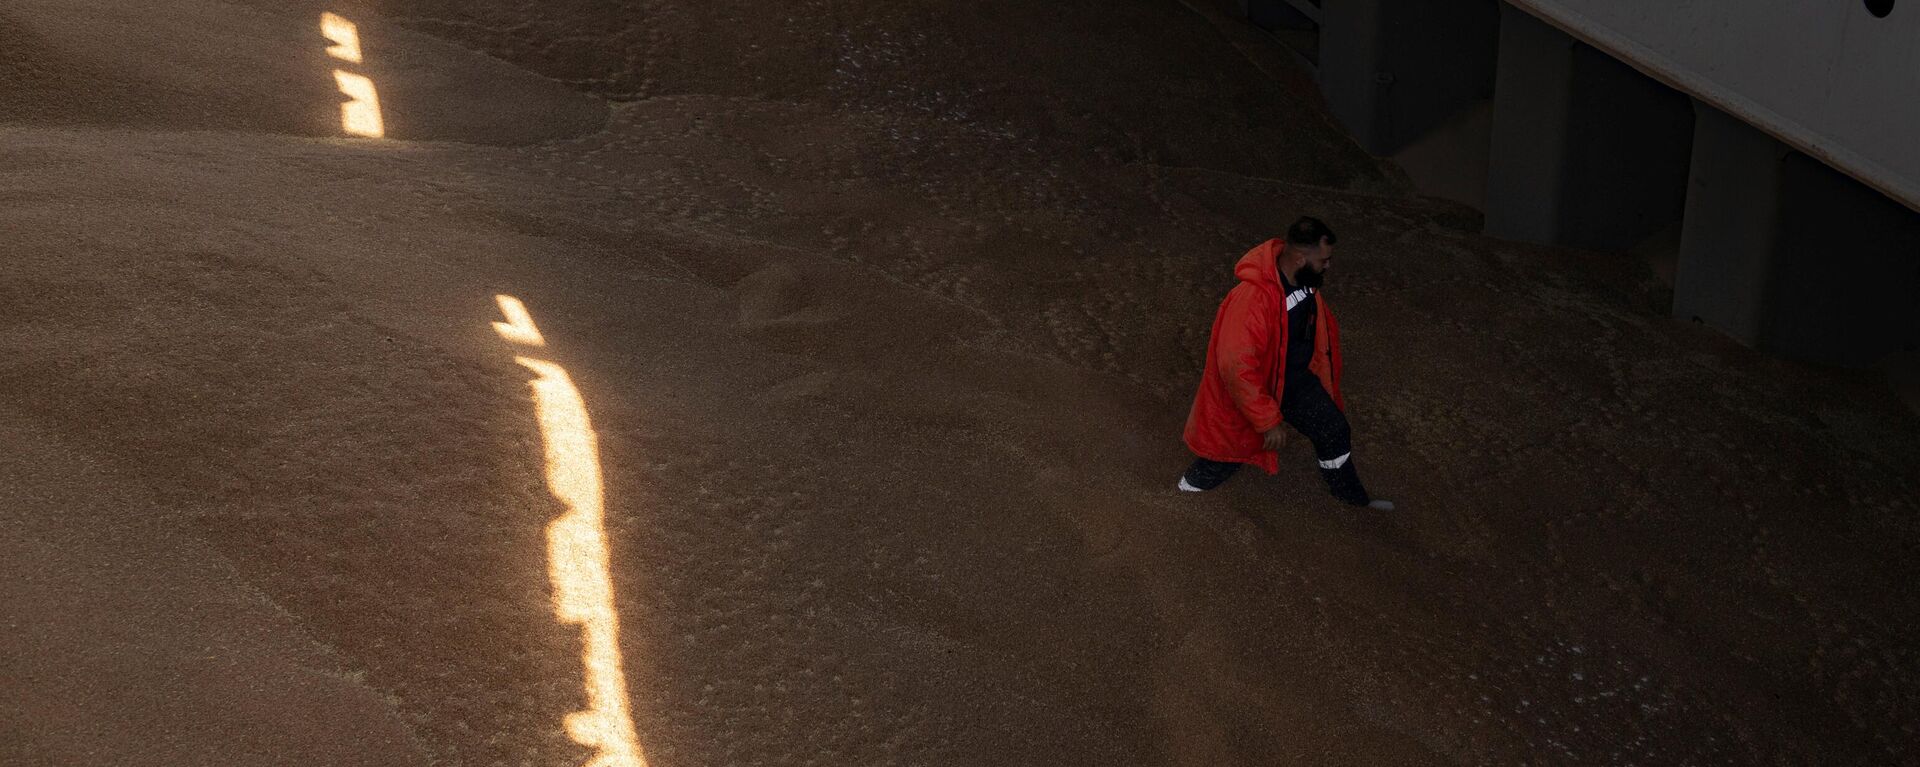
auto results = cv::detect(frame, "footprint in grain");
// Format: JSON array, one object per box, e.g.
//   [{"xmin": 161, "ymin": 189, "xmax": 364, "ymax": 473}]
[{"xmin": 731, "ymin": 262, "xmax": 841, "ymax": 327}]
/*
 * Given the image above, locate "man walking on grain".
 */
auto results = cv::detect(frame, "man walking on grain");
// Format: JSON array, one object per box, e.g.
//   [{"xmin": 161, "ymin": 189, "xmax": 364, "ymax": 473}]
[{"xmin": 1179, "ymin": 217, "xmax": 1394, "ymax": 510}]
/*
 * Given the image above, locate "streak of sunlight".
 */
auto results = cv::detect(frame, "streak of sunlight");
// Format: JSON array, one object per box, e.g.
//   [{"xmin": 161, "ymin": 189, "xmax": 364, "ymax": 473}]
[
  {"xmin": 494, "ymin": 296, "xmax": 647, "ymax": 767},
  {"xmin": 321, "ymin": 13, "xmax": 385, "ymax": 138},
  {"xmin": 493, "ymin": 295, "xmax": 548, "ymax": 347},
  {"xmin": 332, "ymin": 71, "xmax": 385, "ymax": 138},
  {"xmin": 320, "ymin": 12, "xmax": 364, "ymax": 63}
]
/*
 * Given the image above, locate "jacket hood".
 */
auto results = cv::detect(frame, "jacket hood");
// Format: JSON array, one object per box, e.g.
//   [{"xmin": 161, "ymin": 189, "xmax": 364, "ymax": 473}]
[{"xmin": 1234, "ymin": 239, "xmax": 1285, "ymax": 288}]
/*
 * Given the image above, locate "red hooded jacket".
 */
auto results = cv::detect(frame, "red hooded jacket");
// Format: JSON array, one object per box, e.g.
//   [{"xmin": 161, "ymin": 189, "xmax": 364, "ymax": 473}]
[{"xmin": 1182, "ymin": 239, "xmax": 1345, "ymax": 474}]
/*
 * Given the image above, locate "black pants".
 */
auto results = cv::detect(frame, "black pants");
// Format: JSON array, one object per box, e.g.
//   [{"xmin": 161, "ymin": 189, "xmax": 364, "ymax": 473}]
[{"xmin": 1183, "ymin": 378, "xmax": 1371, "ymax": 505}]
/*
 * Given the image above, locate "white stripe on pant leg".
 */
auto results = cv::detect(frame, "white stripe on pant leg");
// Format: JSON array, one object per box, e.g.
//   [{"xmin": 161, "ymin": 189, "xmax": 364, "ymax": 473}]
[{"xmin": 1318, "ymin": 452, "xmax": 1351, "ymax": 470}]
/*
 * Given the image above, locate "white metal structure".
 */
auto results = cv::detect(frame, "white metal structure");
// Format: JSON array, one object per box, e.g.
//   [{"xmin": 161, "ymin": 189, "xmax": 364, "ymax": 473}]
[{"xmin": 1508, "ymin": 0, "xmax": 1920, "ymax": 212}]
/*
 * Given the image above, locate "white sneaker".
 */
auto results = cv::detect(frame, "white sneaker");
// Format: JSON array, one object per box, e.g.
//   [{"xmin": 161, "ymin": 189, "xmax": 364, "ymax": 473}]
[
  {"xmin": 1367, "ymin": 499, "xmax": 1395, "ymax": 511},
  {"xmin": 1177, "ymin": 477, "xmax": 1204, "ymax": 493}
]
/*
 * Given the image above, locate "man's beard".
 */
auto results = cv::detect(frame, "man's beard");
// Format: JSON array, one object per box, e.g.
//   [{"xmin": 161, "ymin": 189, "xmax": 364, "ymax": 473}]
[{"xmin": 1292, "ymin": 265, "xmax": 1326, "ymax": 289}]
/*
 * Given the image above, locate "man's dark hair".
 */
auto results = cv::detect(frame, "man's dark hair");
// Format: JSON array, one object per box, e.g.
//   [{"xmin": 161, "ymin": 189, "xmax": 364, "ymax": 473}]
[{"xmin": 1286, "ymin": 217, "xmax": 1337, "ymax": 247}]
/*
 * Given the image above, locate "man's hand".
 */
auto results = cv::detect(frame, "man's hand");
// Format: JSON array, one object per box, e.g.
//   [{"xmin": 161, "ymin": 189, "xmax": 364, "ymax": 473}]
[{"xmin": 1262, "ymin": 426, "xmax": 1288, "ymax": 452}]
